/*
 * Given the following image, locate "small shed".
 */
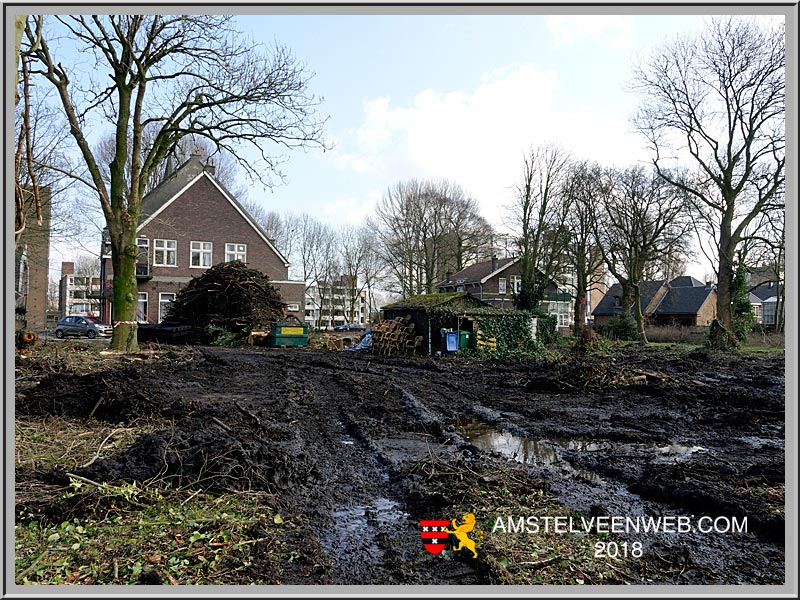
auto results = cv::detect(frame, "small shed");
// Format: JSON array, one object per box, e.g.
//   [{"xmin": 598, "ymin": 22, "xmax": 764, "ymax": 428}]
[
  {"xmin": 381, "ymin": 292, "xmax": 536, "ymax": 355},
  {"xmin": 381, "ymin": 292, "xmax": 487, "ymax": 355}
]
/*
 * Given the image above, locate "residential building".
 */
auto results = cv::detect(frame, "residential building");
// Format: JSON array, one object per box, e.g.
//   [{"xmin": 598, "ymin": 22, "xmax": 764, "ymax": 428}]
[
  {"xmin": 592, "ymin": 276, "xmax": 717, "ymax": 328},
  {"xmin": 305, "ymin": 275, "xmax": 368, "ymax": 330},
  {"xmin": 58, "ymin": 261, "xmax": 102, "ymax": 317},
  {"xmin": 435, "ymin": 256, "xmax": 605, "ymax": 332},
  {"xmin": 99, "ymin": 153, "xmax": 305, "ymax": 324},
  {"xmin": 749, "ymin": 281, "xmax": 783, "ymax": 328},
  {"xmin": 14, "ymin": 186, "xmax": 51, "ymax": 330}
]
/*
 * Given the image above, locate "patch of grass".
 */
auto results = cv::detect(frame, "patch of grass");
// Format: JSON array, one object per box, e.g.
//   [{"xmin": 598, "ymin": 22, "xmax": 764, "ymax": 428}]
[
  {"xmin": 739, "ymin": 345, "xmax": 784, "ymax": 355},
  {"xmin": 15, "ymin": 484, "xmax": 325, "ymax": 585}
]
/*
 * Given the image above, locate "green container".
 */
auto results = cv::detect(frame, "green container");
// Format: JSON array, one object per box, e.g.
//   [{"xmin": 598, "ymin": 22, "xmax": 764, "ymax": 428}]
[
  {"xmin": 267, "ymin": 320, "xmax": 309, "ymax": 347},
  {"xmin": 458, "ymin": 330, "xmax": 473, "ymax": 349}
]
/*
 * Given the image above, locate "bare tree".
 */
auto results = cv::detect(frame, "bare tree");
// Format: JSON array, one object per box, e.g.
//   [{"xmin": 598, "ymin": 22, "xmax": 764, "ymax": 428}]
[
  {"xmin": 375, "ymin": 178, "xmax": 490, "ymax": 297},
  {"xmin": 593, "ymin": 165, "xmax": 692, "ymax": 343},
  {"xmin": 339, "ymin": 224, "xmax": 371, "ymax": 324},
  {"xmin": 240, "ymin": 201, "xmax": 299, "ymax": 259},
  {"xmin": 440, "ymin": 189, "xmax": 494, "ymax": 273},
  {"xmin": 509, "ymin": 143, "xmax": 572, "ymax": 310},
  {"xmin": 93, "ymin": 132, "xmax": 250, "ymax": 200},
  {"xmin": 24, "ymin": 15, "xmax": 326, "ymax": 351},
  {"xmin": 375, "ymin": 179, "xmax": 424, "ymax": 296},
  {"xmin": 562, "ymin": 161, "xmax": 607, "ymax": 335},
  {"xmin": 631, "ymin": 16, "xmax": 785, "ymax": 349}
]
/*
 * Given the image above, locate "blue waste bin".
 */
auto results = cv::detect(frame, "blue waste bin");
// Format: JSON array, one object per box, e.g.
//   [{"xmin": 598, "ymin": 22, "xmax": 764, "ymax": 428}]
[{"xmin": 440, "ymin": 329, "xmax": 459, "ymax": 354}]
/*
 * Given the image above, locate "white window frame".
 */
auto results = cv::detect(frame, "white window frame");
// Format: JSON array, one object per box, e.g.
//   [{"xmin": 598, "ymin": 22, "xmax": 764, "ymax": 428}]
[
  {"xmin": 153, "ymin": 239, "xmax": 177, "ymax": 267},
  {"xmin": 159, "ymin": 292, "xmax": 176, "ymax": 323},
  {"xmin": 137, "ymin": 292, "xmax": 148, "ymax": 323},
  {"xmin": 225, "ymin": 243, "xmax": 247, "ymax": 263},
  {"xmin": 286, "ymin": 303, "xmax": 300, "ymax": 312},
  {"xmin": 511, "ymin": 275, "xmax": 521, "ymax": 294},
  {"xmin": 190, "ymin": 241, "xmax": 213, "ymax": 268},
  {"xmin": 498, "ymin": 277, "xmax": 507, "ymax": 295}
]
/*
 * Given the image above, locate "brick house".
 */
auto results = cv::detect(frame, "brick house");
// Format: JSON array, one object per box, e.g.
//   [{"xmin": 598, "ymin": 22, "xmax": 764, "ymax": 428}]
[
  {"xmin": 436, "ymin": 256, "xmax": 606, "ymax": 331},
  {"xmin": 14, "ymin": 186, "xmax": 51, "ymax": 330},
  {"xmin": 592, "ymin": 276, "xmax": 717, "ymax": 328},
  {"xmin": 99, "ymin": 153, "xmax": 305, "ymax": 324}
]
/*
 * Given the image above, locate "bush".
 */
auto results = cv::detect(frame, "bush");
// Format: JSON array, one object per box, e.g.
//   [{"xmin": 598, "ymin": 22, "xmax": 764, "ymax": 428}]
[
  {"xmin": 602, "ymin": 314, "xmax": 638, "ymax": 341},
  {"xmin": 536, "ymin": 315, "xmax": 558, "ymax": 345}
]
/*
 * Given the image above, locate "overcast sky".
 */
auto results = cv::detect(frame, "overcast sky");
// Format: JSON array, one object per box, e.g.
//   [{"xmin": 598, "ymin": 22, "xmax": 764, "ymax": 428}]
[{"xmin": 42, "ymin": 8, "xmax": 787, "ymax": 283}]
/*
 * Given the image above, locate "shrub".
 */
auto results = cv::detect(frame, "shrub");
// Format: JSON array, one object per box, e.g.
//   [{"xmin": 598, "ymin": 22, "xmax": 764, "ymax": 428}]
[
  {"xmin": 536, "ymin": 315, "xmax": 559, "ymax": 345},
  {"xmin": 602, "ymin": 314, "xmax": 638, "ymax": 341}
]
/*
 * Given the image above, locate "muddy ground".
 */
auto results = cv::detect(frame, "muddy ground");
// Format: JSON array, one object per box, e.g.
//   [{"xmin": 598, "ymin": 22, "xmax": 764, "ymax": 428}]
[{"xmin": 15, "ymin": 343, "xmax": 785, "ymax": 586}]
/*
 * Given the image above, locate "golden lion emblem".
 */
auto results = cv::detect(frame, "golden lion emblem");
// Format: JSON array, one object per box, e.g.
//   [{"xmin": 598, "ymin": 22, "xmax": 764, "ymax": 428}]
[{"xmin": 445, "ymin": 512, "xmax": 478, "ymax": 558}]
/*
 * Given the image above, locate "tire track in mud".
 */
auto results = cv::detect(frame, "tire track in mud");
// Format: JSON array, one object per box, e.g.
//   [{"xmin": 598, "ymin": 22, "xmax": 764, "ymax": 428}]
[
  {"xmin": 27, "ymin": 346, "xmax": 782, "ymax": 585},
  {"xmin": 268, "ymin": 353, "xmax": 487, "ymax": 584}
]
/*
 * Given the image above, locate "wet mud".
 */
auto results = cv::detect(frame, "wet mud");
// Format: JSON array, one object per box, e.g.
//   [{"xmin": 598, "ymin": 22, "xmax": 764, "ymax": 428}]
[{"xmin": 16, "ymin": 345, "xmax": 785, "ymax": 585}]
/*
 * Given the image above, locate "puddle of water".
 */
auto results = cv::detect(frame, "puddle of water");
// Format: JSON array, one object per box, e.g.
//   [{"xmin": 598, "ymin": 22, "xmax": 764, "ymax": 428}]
[
  {"xmin": 456, "ymin": 418, "xmax": 603, "ymax": 483},
  {"xmin": 653, "ymin": 444, "xmax": 707, "ymax": 462},
  {"xmin": 322, "ymin": 497, "xmax": 408, "ymax": 574}
]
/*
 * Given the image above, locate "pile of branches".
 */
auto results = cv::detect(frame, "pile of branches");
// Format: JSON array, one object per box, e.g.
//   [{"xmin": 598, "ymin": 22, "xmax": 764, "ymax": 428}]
[{"xmin": 167, "ymin": 261, "xmax": 285, "ymax": 335}]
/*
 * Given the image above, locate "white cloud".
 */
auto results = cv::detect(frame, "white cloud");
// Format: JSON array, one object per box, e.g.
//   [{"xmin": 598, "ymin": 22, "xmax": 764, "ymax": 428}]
[
  {"xmin": 321, "ymin": 189, "xmax": 381, "ymax": 226},
  {"xmin": 334, "ymin": 64, "xmax": 645, "ymax": 229},
  {"xmin": 545, "ymin": 15, "xmax": 634, "ymax": 49}
]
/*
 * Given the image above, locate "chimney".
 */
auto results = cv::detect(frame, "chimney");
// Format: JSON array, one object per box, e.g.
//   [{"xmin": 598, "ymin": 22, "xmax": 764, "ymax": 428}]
[
  {"xmin": 446, "ymin": 271, "xmax": 452, "ymax": 284},
  {"xmin": 61, "ymin": 261, "xmax": 74, "ymax": 277},
  {"xmin": 705, "ymin": 280, "xmax": 712, "ymax": 289},
  {"xmin": 491, "ymin": 255, "xmax": 498, "ymax": 271}
]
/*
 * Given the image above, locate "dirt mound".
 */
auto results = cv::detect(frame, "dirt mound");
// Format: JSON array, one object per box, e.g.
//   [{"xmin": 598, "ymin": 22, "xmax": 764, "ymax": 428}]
[
  {"xmin": 67, "ymin": 420, "xmax": 317, "ymax": 492},
  {"xmin": 16, "ymin": 365, "xmax": 187, "ymax": 421}
]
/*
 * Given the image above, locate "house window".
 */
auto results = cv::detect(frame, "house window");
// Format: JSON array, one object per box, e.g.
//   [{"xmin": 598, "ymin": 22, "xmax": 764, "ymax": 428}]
[
  {"xmin": 511, "ymin": 275, "xmax": 521, "ymax": 294},
  {"xmin": 190, "ymin": 241, "xmax": 213, "ymax": 268},
  {"xmin": 136, "ymin": 238, "xmax": 150, "ymax": 276},
  {"xmin": 286, "ymin": 303, "xmax": 300, "ymax": 312},
  {"xmin": 159, "ymin": 292, "xmax": 176, "ymax": 323},
  {"xmin": 499, "ymin": 277, "xmax": 507, "ymax": 295},
  {"xmin": 225, "ymin": 243, "xmax": 247, "ymax": 263},
  {"xmin": 457, "ymin": 285, "xmax": 465, "ymax": 292},
  {"xmin": 137, "ymin": 292, "xmax": 148, "ymax": 323},
  {"xmin": 153, "ymin": 239, "xmax": 177, "ymax": 266}
]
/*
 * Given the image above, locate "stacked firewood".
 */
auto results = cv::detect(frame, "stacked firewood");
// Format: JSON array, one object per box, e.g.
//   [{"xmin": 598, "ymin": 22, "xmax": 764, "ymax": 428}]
[
  {"xmin": 371, "ymin": 318, "xmax": 422, "ymax": 356},
  {"xmin": 476, "ymin": 329, "xmax": 497, "ymax": 353}
]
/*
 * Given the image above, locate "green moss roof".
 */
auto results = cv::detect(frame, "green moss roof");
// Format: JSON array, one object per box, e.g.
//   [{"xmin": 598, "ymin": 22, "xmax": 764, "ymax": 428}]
[{"xmin": 381, "ymin": 292, "xmax": 487, "ymax": 310}]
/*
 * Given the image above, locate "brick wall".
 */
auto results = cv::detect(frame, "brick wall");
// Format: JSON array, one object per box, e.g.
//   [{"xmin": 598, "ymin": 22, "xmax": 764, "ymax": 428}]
[{"xmin": 139, "ymin": 176, "xmax": 289, "ymax": 281}]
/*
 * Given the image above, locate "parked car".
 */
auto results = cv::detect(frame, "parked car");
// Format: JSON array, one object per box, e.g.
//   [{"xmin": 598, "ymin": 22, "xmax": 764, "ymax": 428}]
[
  {"xmin": 54, "ymin": 315, "xmax": 113, "ymax": 339},
  {"xmin": 333, "ymin": 323, "xmax": 366, "ymax": 332}
]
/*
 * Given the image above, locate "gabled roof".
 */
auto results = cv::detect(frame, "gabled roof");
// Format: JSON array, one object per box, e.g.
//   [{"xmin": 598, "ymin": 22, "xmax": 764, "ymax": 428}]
[
  {"xmin": 750, "ymin": 281, "xmax": 782, "ymax": 302},
  {"xmin": 654, "ymin": 286, "xmax": 714, "ymax": 315},
  {"xmin": 669, "ymin": 275, "xmax": 706, "ymax": 288},
  {"xmin": 382, "ymin": 292, "xmax": 488, "ymax": 311},
  {"xmin": 137, "ymin": 154, "xmax": 290, "ymax": 267},
  {"xmin": 592, "ymin": 280, "xmax": 666, "ymax": 316},
  {"xmin": 444, "ymin": 257, "xmax": 518, "ymax": 285}
]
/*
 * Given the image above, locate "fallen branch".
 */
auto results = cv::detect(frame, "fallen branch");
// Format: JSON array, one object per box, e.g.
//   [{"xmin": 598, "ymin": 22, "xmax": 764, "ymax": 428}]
[
  {"xmin": 78, "ymin": 428, "xmax": 132, "ymax": 469},
  {"xmin": 16, "ymin": 549, "xmax": 49, "ymax": 582},
  {"xmin": 211, "ymin": 417, "xmax": 232, "ymax": 432},
  {"xmin": 235, "ymin": 402, "xmax": 261, "ymax": 426},
  {"xmin": 509, "ymin": 555, "xmax": 561, "ymax": 571}
]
